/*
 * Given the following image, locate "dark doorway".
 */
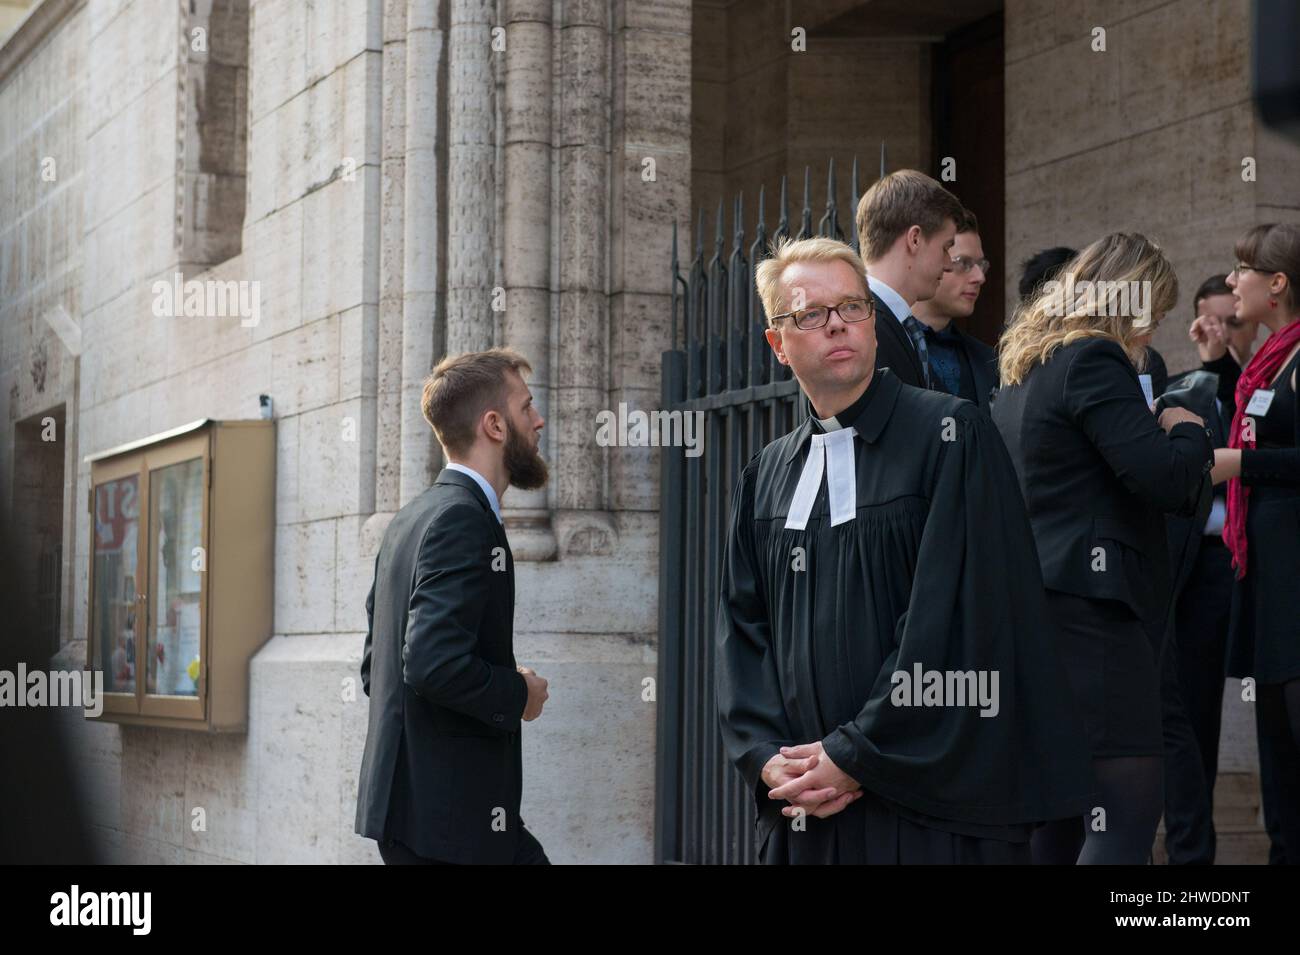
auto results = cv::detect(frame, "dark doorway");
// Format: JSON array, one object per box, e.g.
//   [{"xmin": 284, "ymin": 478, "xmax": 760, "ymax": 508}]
[
  {"xmin": 933, "ymin": 13, "xmax": 1006, "ymax": 346},
  {"xmin": 12, "ymin": 407, "xmax": 67, "ymax": 658},
  {"xmin": 692, "ymin": 2, "xmax": 1006, "ymax": 342}
]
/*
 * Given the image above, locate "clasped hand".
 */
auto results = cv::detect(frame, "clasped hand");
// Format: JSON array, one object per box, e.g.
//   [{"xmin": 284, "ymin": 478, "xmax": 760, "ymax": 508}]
[{"xmin": 761, "ymin": 741, "xmax": 862, "ymax": 820}]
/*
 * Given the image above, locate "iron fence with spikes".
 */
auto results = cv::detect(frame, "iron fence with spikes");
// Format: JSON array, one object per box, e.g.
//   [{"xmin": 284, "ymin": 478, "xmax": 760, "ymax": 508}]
[{"xmin": 655, "ymin": 155, "xmax": 867, "ymax": 864}]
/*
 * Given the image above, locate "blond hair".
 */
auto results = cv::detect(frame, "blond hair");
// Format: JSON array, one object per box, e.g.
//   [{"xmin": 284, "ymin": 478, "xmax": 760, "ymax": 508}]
[
  {"xmin": 997, "ymin": 233, "xmax": 1178, "ymax": 386},
  {"xmin": 755, "ymin": 236, "xmax": 868, "ymax": 325},
  {"xmin": 855, "ymin": 169, "xmax": 966, "ymax": 262},
  {"xmin": 421, "ymin": 347, "xmax": 532, "ymax": 455}
]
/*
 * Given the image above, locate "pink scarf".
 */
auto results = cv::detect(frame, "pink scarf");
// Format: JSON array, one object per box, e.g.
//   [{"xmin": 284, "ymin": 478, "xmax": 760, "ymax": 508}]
[{"xmin": 1223, "ymin": 318, "xmax": 1300, "ymax": 578}]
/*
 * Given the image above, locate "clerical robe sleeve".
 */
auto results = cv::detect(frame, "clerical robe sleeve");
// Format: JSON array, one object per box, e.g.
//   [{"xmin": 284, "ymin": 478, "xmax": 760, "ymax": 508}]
[
  {"xmin": 820, "ymin": 408, "xmax": 1094, "ymax": 826},
  {"xmin": 716, "ymin": 457, "xmax": 795, "ymax": 806}
]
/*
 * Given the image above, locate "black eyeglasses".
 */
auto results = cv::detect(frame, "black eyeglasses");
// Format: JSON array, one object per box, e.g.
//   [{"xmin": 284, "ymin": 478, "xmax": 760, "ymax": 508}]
[
  {"xmin": 951, "ymin": 255, "xmax": 990, "ymax": 274},
  {"xmin": 771, "ymin": 297, "xmax": 875, "ymax": 330},
  {"xmin": 1232, "ymin": 263, "xmax": 1274, "ymax": 277}
]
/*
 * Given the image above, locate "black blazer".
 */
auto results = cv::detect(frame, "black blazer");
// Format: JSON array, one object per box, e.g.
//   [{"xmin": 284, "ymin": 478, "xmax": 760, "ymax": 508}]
[
  {"xmin": 870, "ymin": 290, "xmax": 928, "ymax": 389},
  {"xmin": 355, "ymin": 468, "xmax": 529, "ymax": 863},
  {"xmin": 991, "ymin": 338, "xmax": 1214, "ymax": 639},
  {"xmin": 1202, "ymin": 353, "xmax": 1245, "ymax": 420}
]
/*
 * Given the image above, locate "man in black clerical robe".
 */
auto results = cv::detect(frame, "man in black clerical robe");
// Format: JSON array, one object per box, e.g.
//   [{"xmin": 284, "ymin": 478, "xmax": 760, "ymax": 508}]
[{"xmin": 717, "ymin": 236, "xmax": 1093, "ymax": 864}]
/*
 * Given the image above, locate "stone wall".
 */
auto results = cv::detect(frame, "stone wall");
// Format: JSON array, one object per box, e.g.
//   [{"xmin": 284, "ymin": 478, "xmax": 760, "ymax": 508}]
[
  {"xmin": 1005, "ymin": 0, "xmax": 1300, "ymax": 373},
  {"xmin": 1, "ymin": 0, "xmax": 686, "ymax": 864},
  {"xmin": 0, "ymin": 0, "xmax": 85, "ymax": 669}
]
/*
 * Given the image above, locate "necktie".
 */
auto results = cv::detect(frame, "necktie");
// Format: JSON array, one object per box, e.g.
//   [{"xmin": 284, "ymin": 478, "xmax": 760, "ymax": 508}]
[
  {"xmin": 901, "ymin": 315, "xmax": 932, "ymax": 388},
  {"xmin": 785, "ymin": 427, "xmax": 858, "ymax": 530}
]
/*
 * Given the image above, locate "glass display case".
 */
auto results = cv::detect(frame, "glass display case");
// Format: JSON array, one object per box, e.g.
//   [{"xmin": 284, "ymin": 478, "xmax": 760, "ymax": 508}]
[{"xmin": 85, "ymin": 419, "xmax": 274, "ymax": 731}]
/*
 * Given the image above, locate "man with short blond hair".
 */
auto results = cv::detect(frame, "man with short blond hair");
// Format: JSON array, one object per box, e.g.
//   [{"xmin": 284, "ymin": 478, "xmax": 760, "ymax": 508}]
[{"xmin": 717, "ymin": 236, "xmax": 1092, "ymax": 864}]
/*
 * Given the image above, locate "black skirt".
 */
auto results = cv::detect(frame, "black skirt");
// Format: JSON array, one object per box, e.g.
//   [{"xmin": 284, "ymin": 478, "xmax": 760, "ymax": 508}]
[
  {"xmin": 1044, "ymin": 590, "xmax": 1164, "ymax": 757},
  {"xmin": 1227, "ymin": 485, "xmax": 1300, "ymax": 685}
]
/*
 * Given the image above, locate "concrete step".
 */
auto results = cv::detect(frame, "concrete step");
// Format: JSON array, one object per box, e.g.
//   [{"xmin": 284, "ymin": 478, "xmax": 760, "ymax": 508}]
[{"xmin": 1153, "ymin": 772, "xmax": 1270, "ymax": 864}]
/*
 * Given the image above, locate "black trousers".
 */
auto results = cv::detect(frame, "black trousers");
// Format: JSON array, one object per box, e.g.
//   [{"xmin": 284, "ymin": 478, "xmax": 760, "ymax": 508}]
[
  {"xmin": 379, "ymin": 826, "xmax": 550, "ymax": 865},
  {"xmin": 1257, "ymin": 679, "xmax": 1300, "ymax": 864},
  {"xmin": 1161, "ymin": 539, "xmax": 1232, "ymax": 864}
]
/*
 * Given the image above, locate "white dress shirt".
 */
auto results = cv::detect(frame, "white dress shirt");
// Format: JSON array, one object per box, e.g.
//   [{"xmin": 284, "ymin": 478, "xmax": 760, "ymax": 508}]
[
  {"xmin": 867, "ymin": 274, "xmax": 912, "ymax": 323},
  {"xmin": 445, "ymin": 462, "xmax": 503, "ymax": 524}
]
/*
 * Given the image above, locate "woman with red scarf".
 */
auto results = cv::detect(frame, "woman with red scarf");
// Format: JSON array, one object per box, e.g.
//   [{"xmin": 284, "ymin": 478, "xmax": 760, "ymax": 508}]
[{"xmin": 1210, "ymin": 223, "xmax": 1300, "ymax": 864}]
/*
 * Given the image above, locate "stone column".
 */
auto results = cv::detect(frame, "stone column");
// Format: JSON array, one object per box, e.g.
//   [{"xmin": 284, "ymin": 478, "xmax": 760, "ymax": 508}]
[
  {"xmin": 554, "ymin": 0, "xmax": 613, "ymax": 555},
  {"xmin": 608, "ymin": 0, "xmax": 691, "ymax": 515},
  {"xmin": 445, "ymin": 0, "xmax": 496, "ymax": 355},
  {"xmin": 399, "ymin": 0, "xmax": 444, "ymax": 505},
  {"xmin": 374, "ymin": 0, "xmax": 407, "ymax": 520},
  {"xmin": 500, "ymin": 0, "xmax": 556, "ymax": 559}
]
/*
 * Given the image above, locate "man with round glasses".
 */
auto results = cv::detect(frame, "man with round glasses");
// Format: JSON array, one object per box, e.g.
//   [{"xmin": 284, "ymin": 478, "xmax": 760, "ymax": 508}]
[
  {"xmin": 715, "ymin": 235, "xmax": 1093, "ymax": 864},
  {"xmin": 913, "ymin": 209, "xmax": 1000, "ymax": 410}
]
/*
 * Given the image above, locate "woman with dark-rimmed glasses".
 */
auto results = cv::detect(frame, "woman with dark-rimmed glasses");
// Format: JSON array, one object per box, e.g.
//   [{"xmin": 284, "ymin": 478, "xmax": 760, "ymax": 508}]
[{"xmin": 1210, "ymin": 223, "xmax": 1300, "ymax": 865}]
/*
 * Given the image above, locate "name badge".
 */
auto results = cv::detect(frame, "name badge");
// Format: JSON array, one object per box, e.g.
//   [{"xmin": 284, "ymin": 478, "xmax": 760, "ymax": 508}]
[
  {"xmin": 1245, "ymin": 389, "xmax": 1275, "ymax": 416},
  {"xmin": 1138, "ymin": 374, "xmax": 1154, "ymax": 407}
]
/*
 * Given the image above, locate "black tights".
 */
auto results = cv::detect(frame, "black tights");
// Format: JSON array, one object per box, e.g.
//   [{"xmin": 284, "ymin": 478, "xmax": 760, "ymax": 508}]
[
  {"xmin": 1257, "ymin": 678, "xmax": 1300, "ymax": 864},
  {"xmin": 1032, "ymin": 756, "xmax": 1164, "ymax": 864}
]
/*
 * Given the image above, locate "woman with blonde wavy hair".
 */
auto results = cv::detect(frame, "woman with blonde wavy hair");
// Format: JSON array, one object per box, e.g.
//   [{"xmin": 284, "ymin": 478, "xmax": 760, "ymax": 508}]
[{"xmin": 991, "ymin": 233, "xmax": 1215, "ymax": 864}]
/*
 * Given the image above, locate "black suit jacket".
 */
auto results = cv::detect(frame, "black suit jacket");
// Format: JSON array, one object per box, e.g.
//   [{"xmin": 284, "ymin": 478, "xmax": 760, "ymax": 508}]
[
  {"xmin": 1201, "ymin": 353, "xmax": 1245, "ymax": 420},
  {"xmin": 991, "ymin": 338, "xmax": 1214, "ymax": 641},
  {"xmin": 355, "ymin": 468, "xmax": 529, "ymax": 863},
  {"xmin": 870, "ymin": 290, "xmax": 928, "ymax": 389}
]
